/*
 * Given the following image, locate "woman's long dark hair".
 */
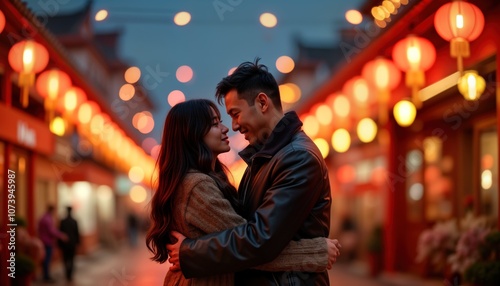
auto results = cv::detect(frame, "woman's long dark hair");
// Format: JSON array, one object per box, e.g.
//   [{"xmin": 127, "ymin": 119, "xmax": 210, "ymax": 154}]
[{"xmin": 146, "ymin": 99, "xmax": 240, "ymax": 263}]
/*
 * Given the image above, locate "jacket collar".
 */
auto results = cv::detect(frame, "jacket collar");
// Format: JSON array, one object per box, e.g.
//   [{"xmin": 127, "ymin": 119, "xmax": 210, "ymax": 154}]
[{"xmin": 239, "ymin": 111, "xmax": 303, "ymax": 164}]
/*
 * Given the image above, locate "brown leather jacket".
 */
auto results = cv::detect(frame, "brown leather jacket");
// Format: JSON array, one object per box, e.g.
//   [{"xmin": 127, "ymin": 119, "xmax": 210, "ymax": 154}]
[{"xmin": 180, "ymin": 111, "xmax": 332, "ymax": 285}]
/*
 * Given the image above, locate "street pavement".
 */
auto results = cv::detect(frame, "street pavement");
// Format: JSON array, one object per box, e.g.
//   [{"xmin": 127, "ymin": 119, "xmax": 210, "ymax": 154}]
[{"xmin": 28, "ymin": 236, "xmax": 442, "ymax": 286}]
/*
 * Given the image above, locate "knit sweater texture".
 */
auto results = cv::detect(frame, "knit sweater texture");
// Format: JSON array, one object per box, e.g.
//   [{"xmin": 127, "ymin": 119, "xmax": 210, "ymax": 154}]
[{"xmin": 164, "ymin": 172, "xmax": 328, "ymax": 286}]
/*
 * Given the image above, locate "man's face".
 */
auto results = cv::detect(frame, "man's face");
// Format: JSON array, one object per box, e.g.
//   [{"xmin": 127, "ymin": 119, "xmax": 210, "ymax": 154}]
[{"xmin": 225, "ymin": 89, "xmax": 266, "ymax": 145}]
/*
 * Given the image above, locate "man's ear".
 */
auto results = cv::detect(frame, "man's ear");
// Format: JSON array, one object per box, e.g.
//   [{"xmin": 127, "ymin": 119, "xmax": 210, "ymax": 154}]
[{"xmin": 256, "ymin": 92, "xmax": 269, "ymax": 112}]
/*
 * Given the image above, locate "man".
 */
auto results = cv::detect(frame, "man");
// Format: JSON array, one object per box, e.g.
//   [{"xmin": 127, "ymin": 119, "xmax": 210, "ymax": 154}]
[
  {"xmin": 38, "ymin": 205, "xmax": 67, "ymax": 282},
  {"xmin": 59, "ymin": 206, "xmax": 80, "ymax": 282},
  {"xmin": 168, "ymin": 59, "xmax": 332, "ymax": 285}
]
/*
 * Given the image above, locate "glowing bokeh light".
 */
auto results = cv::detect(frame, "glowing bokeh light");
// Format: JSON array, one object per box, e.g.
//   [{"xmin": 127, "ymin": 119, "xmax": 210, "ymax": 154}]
[
  {"xmin": 176, "ymin": 65, "xmax": 194, "ymax": 83},
  {"xmin": 124, "ymin": 66, "xmax": 141, "ymax": 84},
  {"xmin": 276, "ymin": 56, "xmax": 295, "ymax": 73},
  {"xmin": 345, "ymin": 10, "xmax": 363, "ymax": 25},
  {"xmin": 167, "ymin": 90, "xmax": 186, "ymax": 107},
  {"xmin": 260, "ymin": 13, "xmax": 277, "ymax": 28},
  {"xmin": 174, "ymin": 11, "xmax": 191, "ymax": 26},
  {"xmin": 95, "ymin": 10, "xmax": 108, "ymax": 21}
]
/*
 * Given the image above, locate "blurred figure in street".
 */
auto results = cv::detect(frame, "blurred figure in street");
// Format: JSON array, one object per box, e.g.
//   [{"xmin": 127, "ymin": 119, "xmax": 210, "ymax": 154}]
[
  {"xmin": 59, "ymin": 206, "xmax": 80, "ymax": 282},
  {"xmin": 38, "ymin": 205, "xmax": 67, "ymax": 283},
  {"xmin": 126, "ymin": 212, "xmax": 139, "ymax": 248}
]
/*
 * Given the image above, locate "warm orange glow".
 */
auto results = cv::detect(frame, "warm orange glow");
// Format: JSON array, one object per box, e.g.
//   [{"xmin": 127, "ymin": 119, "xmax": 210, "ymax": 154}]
[
  {"xmin": 279, "ymin": 83, "xmax": 301, "ymax": 103},
  {"xmin": 434, "ymin": 1, "xmax": 484, "ymax": 42},
  {"xmin": 90, "ymin": 113, "xmax": 105, "ymax": 135},
  {"xmin": 129, "ymin": 166, "xmax": 145, "ymax": 183},
  {"xmin": 142, "ymin": 137, "xmax": 158, "ymax": 155},
  {"xmin": 457, "ymin": 70, "xmax": 485, "ymax": 101},
  {"xmin": 371, "ymin": 7, "xmax": 385, "ymax": 21},
  {"xmin": 62, "ymin": 87, "xmax": 86, "ymax": 112},
  {"xmin": 77, "ymin": 101, "xmax": 100, "ymax": 125},
  {"xmin": 167, "ymin": 90, "xmax": 186, "ymax": 107},
  {"xmin": 393, "ymin": 100, "xmax": 417, "ymax": 127},
  {"xmin": 129, "ymin": 185, "xmax": 147, "ymax": 203},
  {"xmin": 260, "ymin": 13, "xmax": 277, "ymax": 28},
  {"xmin": 124, "ymin": 66, "xmax": 141, "ymax": 83},
  {"xmin": 95, "ymin": 9, "xmax": 108, "ymax": 21},
  {"xmin": 36, "ymin": 69, "xmax": 72, "ymax": 121},
  {"xmin": 276, "ymin": 56, "xmax": 295, "ymax": 73},
  {"xmin": 50, "ymin": 116, "xmax": 66, "ymax": 136},
  {"xmin": 176, "ymin": 65, "xmax": 194, "ymax": 83},
  {"xmin": 356, "ymin": 118, "xmax": 377, "ymax": 143},
  {"xmin": 8, "ymin": 40, "xmax": 50, "ymax": 107},
  {"xmin": 331, "ymin": 129, "xmax": 351, "ymax": 153},
  {"xmin": 362, "ymin": 58, "xmax": 400, "ymax": 91},
  {"xmin": 137, "ymin": 113, "xmax": 155, "ymax": 134},
  {"xmin": 314, "ymin": 138, "xmax": 330, "ymax": 159},
  {"xmin": 0, "ymin": 10, "xmax": 5, "ymax": 34},
  {"xmin": 345, "ymin": 10, "xmax": 363, "ymax": 25},
  {"xmin": 303, "ymin": 115, "xmax": 320, "ymax": 137},
  {"xmin": 333, "ymin": 95, "xmax": 350, "ymax": 118},
  {"xmin": 119, "ymin": 84, "xmax": 135, "ymax": 101},
  {"xmin": 343, "ymin": 76, "xmax": 370, "ymax": 103},
  {"xmin": 174, "ymin": 11, "xmax": 191, "ymax": 26},
  {"xmin": 228, "ymin": 67, "xmax": 237, "ymax": 75},
  {"xmin": 382, "ymin": 0, "xmax": 396, "ymax": 14},
  {"xmin": 337, "ymin": 165, "xmax": 356, "ymax": 184},
  {"xmin": 315, "ymin": 104, "xmax": 333, "ymax": 126},
  {"xmin": 393, "ymin": 36, "xmax": 436, "ymax": 72}
]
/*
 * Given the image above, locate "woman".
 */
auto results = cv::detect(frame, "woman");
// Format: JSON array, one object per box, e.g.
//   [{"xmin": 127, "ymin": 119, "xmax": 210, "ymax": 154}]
[{"xmin": 146, "ymin": 99, "xmax": 339, "ymax": 285}]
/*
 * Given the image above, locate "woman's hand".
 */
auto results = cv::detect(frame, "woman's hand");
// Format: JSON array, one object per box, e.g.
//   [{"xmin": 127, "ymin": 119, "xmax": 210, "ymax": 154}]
[
  {"xmin": 326, "ymin": 238, "xmax": 341, "ymax": 269},
  {"xmin": 166, "ymin": 231, "xmax": 186, "ymax": 271}
]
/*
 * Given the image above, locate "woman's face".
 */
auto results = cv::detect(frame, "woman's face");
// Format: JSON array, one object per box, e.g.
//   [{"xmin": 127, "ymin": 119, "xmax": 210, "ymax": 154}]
[{"xmin": 203, "ymin": 107, "xmax": 230, "ymax": 156}]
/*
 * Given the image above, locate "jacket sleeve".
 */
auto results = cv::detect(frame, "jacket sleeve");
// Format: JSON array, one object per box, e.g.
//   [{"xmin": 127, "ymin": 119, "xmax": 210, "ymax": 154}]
[
  {"xmin": 180, "ymin": 149, "xmax": 329, "ymax": 278},
  {"xmin": 186, "ymin": 179, "xmax": 329, "ymax": 273},
  {"xmin": 253, "ymin": 237, "xmax": 328, "ymax": 272}
]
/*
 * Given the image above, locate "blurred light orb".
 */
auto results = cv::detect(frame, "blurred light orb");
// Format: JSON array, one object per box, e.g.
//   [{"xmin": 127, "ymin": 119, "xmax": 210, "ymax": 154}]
[
  {"xmin": 176, "ymin": 65, "xmax": 194, "ymax": 83},
  {"xmin": 174, "ymin": 11, "xmax": 191, "ymax": 26},
  {"xmin": 260, "ymin": 12, "xmax": 277, "ymax": 28},
  {"xmin": 332, "ymin": 129, "xmax": 351, "ymax": 153},
  {"xmin": 408, "ymin": 183, "xmax": 424, "ymax": 201},
  {"xmin": 314, "ymin": 138, "xmax": 330, "ymax": 159},
  {"xmin": 333, "ymin": 95, "xmax": 350, "ymax": 117},
  {"xmin": 119, "ymin": 84, "xmax": 135, "ymax": 101},
  {"xmin": 228, "ymin": 67, "xmax": 237, "ymax": 75},
  {"xmin": 168, "ymin": 90, "xmax": 186, "ymax": 107},
  {"xmin": 129, "ymin": 166, "xmax": 145, "ymax": 183},
  {"xmin": 95, "ymin": 9, "xmax": 108, "ymax": 21},
  {"xmin": 393, "ymin": 100, "xmax": 416, "ymax": 127},
  {"xmin": 50, "ymin": 116, "xmax": 66, "ymax": 136},
  {"xmin": 345, "ymin": 10, "xmax": 363, "ymax": 25},
  {"xmin": 276, "ymin": 56, "xmax": 295, "ymax": 73},
  {"xmin": 279, "ymin": 83, "xmax": 301, "ymax": 103},
  {"xmin": 315, "ymin": 104, "xmax": 333, "ymax": 126},
  {"xmin": 303, "ymin": 115, "xmax": 320, "ymax": 137},
  {"xmin": 124, "ymin": 66, "xmax": 141, "ymax": 84},
  {"xmin": 356, "ymin": 118, "xmax": 377, "ymax": 143},
  {"xmin": 129, "ymin": 185, "xmax": 147, "ymax": 203}
]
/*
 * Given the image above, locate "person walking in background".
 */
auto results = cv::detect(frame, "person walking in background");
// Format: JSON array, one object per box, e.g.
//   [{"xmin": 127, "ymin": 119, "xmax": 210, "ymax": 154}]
[
  {"xmin": 38, "ymin": 205, "xmax": 67, "ymax": 283},
  {"xmin": 59, "ymin": 206, "xmax": 80, "ymax": 282},
  {"xmin": 167, "ymin": 59, "xmax": 333, "ymax": 285},
  {"xmin": 146, "ymin": 99, "xmax": 340, "ymax": 285},
  {"xmin": 127, "ymin": 212, "xmax": 139, "ymax": 248}
]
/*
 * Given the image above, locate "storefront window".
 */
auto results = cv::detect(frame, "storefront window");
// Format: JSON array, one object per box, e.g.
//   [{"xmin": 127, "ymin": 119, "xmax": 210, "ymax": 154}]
[
  {"xmin": 479, "ymin": 128, "xmax": 498, "ymax": 218},
  {"xmin": 423, "ymin": 136, "xmax": 454, "ymax": 221}
]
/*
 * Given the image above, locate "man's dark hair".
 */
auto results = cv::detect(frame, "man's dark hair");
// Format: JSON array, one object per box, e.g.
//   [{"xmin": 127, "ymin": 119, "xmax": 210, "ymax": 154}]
[{"xmin": 215, "ymin": 58, "xmax": 282, "ymax": 111}]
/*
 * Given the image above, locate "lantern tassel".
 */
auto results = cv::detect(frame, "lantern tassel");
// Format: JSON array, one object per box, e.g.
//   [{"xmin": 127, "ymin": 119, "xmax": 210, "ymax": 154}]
[
  {"xmin": 450, "ymin": 38, "xmax": 470, "ymax": 75},
  {"xmin": 18, "ymin": 73, "xmax": 35, "ymax": 108}
]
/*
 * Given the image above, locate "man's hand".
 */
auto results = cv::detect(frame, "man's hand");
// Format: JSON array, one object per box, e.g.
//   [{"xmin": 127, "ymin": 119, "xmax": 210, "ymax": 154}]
[
  {"xmin": 326, "ymin": 238, "xmax": 341, "ymax": 269},
  {"xmin": 166, "ymin": 231, "xmax": 186, "ymax": 271}
]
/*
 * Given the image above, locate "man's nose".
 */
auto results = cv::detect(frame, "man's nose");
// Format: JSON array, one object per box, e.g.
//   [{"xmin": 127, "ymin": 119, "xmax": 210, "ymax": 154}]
[{"xmin": 232, "ymin": 119, "xmax": 239, "ymax": 132}]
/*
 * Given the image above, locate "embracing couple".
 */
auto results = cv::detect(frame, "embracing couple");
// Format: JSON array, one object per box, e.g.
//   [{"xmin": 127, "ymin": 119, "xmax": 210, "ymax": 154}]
[{"xmin": 146, "ymin": 58, "xmax": 341, "ymax": 286}]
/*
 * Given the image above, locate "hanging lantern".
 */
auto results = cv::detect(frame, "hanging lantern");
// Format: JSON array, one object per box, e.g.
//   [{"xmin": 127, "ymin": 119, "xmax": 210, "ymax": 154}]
[
  {"xmin": 56, "ymin": 86, "xmax": 87, "ymax": 133},
  {"xmin": 393, "ymin": 99, "xmax": 417, "ymax": 127},
  {"xmin": 457, "ymin": 70, "xmax": 485, "ymax": 100},
  {"xmin": 0, "ymin": 10, "xmax": 5, "ymax": 34},
  {"xmin": 342, "ymin": 76, "xmax": 371, "ymax": 118},
  {"xmin": 434, "ymin": 0, "xmax": 484, "ymax": 73},
  {"xmin": 36, "ymin": 69, "xmax": 72, "ymax": 123},
  {"xmin": 362, "ymin": 57, "xmax": 401, "ymax": 125},
  {"xmin": 8, "ymin": 40, "xmax": 49, "ymax": 107},
  {"xmin": 392, "ymin": 35, "xmax": 436, "ymax": 109}
]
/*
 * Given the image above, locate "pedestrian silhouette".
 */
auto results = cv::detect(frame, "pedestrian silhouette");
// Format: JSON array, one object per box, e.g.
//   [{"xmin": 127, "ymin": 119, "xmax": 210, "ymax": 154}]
[
  {"xmin": 38, "ymin": 205, "xmax": 67, "ymax": 283},
  {"xmin": 127, "ymin": 212, "xmax": 139, "ymax": 248},
  {"xmin": 59, "ymin": 206, "xmax": 80, "ymax": 282}
]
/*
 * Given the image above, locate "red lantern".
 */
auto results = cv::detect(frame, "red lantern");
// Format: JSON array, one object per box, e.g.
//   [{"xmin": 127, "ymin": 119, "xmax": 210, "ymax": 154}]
[
  {"xmin": 434, "ymin": 0, "xmax": 484, "ymax": 73},
  {"xmin": 362, "ymin": 58, "xmax": 401, "ymax": 125},
  {"xmin": 0, "ymin": 10, "xmax": 5, "ymax": 34},
  {"xmin": 36, "ymin": 69, "xmax": 72, "ymax": 123},
  {"xmin": 392, "ymin": 35, "xmax": 436, "ymax": 108},
  {"xmin": 8, "ymin": 40, "xmax": 49, "ymax": 107}
]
